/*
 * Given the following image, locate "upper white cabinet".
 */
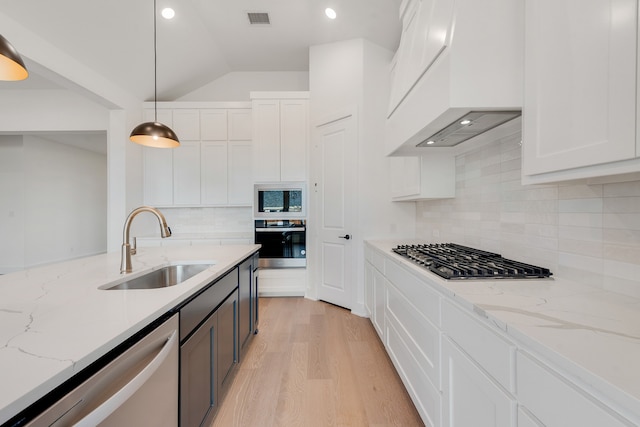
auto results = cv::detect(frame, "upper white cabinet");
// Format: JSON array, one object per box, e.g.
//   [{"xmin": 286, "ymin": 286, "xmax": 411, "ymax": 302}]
[
  {"xmin": 142, "ymin": 103, "xmax": 253, "ymax": 207},
  {"xmin": 389, "ymin": 153, "xmax": 455, "ymax": 201},
  {"xmin": 251, "ymin": 92, "xmax": 309, "ymax": 182},
  {"xmin": 522, "ymin": 0, "xmax": 640, "ymax": 184},
  {"xmin": 142, "ymin": 109, "xmax": 174, "ymax": 206},
  {"xmin": 386, "ymin": 0, "xmax": 523, "ymax": 155}
]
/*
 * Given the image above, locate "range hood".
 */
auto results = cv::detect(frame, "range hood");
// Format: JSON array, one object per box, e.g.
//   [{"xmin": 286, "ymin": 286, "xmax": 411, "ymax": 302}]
[{"xmin": 416, "ymin": 111, "xmax": 521, "ymax": 148}]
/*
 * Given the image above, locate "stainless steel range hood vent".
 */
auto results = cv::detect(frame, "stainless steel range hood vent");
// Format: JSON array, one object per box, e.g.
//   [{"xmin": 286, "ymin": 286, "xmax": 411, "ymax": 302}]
[{"xmin": 416, "ymin": 111, "xmax": 521, "ymax": 148}]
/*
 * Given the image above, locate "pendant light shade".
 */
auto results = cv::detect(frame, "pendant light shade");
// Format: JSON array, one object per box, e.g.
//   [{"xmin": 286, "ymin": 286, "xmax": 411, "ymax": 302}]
[
  {"xmin": 0, "ymin": 34, "xmax": 28, "ymax": 81},
  {"xmin": 129, "ymin": 0, "xmax": 179, "ymax": 148},
  {"xmin": 130, "ymin": 121, "xmax": 180, "ymax": 148}
]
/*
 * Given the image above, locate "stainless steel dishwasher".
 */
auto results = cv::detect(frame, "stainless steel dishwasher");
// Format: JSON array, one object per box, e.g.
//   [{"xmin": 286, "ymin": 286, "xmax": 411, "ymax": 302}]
[{"xmin": 26, "ymin": 314, "xmax": 179, "ymax": 427}]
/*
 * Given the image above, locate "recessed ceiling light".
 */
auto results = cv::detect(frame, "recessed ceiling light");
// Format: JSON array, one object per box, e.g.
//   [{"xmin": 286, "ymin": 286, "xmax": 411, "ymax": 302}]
[
  {"xmin": 161, "ymin": 8, "xmax": 175, "ymax": 19},
  {"xmin": 460, "ymin": 119, "xmax": 472, "ymax": 125},
  {"xmin": 325, "ymin": 8, "xmax": 337, "ymax": 19},
  {"xmin": 426, "ymin": 140, "xmax": 435, "ymax": 145}
]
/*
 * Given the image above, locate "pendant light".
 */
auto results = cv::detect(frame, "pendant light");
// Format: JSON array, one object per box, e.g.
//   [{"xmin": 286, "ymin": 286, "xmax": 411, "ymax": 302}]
[
  {"xmin": 130, "ymin": 0, "xmax": 180, "ymax": 148},
  {"xmin": 0, "ymin": 34, "xmax": 28, "ymax": 81}
]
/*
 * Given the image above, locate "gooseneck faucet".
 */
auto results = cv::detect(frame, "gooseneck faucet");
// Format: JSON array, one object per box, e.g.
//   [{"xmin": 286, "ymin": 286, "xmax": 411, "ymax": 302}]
[{"xmin": 120, "ymin": 206, "xmax": 172, "ymax": 273}]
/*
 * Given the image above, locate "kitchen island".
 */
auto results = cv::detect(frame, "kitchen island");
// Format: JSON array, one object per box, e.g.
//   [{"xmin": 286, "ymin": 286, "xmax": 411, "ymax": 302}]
[
  {"xmin": 365, "ymin": 240, "xmax": 640, "ymax": 427},
  {"xmin": 0, "ymin": 244, "xmax": 259, "ymax": 425}
]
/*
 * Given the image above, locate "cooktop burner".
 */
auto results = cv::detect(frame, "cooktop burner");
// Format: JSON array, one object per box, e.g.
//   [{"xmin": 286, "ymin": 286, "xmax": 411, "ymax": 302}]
[{"xmin": 392, "ymin": 243, "xmax": 552, "ymax": 280}]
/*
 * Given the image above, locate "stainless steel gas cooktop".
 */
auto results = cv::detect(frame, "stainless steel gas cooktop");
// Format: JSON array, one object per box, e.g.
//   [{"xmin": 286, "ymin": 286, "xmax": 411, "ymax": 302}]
[{"xmin": 392, "ymin": 243, "xmax": 552, "ymax": 280}]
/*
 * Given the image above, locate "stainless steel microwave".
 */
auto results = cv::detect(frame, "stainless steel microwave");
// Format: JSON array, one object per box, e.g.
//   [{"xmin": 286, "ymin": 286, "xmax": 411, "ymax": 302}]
[{"xmin": 254, "ymin": 182, "xmax": 306, "ymax": 219}]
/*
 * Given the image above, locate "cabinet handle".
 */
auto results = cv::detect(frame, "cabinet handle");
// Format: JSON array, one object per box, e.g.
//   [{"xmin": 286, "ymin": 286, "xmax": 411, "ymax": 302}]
[
  {"xmin": 74, "ymin": 330, "xmax": 177, "ymax": 427},
  {"xmin": 339, "ymin": 234, "xmax": 351, "ymax": 240}
]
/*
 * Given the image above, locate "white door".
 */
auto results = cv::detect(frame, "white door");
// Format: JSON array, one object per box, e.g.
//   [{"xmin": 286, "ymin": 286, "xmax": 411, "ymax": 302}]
[{"xmin": 312, "ymin": 112, "xmax": 357, "ymax": 309}]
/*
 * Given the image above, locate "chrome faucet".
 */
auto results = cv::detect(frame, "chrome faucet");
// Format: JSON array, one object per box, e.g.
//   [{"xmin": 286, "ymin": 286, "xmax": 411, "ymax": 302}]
[{"xmin": 120, "ymin": 206, "xmax": 172, "ymax": 273}]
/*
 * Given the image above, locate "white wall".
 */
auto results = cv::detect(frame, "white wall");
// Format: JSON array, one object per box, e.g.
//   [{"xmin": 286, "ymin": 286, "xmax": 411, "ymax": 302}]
[
  {"xmin": 176, "ymin": 71, "xmax": 309, "ymax": 102},
  {"xmin": 0, "ymin": 90, "xmax": 109, "ymax": 132},
  {"xmin": 0, "ymin": 135, "xmax": 108, "ymax": 272},
  {"xmin": 415, "ymin": 132, "xmax": 640, "ymax": 298}
]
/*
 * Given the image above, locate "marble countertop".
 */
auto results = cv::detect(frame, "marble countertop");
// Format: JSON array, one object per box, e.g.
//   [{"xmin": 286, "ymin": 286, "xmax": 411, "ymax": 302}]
[
  {"xmin": 0, "ymin": 244, "xmax": 259, "ymax": 425},
  {"xmin": 366, "ymin": 240, "xmax": 640, "ymax": 419}
]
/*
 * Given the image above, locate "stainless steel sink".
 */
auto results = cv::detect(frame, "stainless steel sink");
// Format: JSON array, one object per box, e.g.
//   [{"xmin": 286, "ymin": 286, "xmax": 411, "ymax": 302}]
[{"xmin": 102, "ymin": 263, "xmax": 214, "ymax": 290}]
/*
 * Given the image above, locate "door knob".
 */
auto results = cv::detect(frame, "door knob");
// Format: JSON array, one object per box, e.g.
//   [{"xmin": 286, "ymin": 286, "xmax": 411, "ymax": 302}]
[{"xmin": 339, "ymin": 234, "xmax": 351, "ymax": 240}]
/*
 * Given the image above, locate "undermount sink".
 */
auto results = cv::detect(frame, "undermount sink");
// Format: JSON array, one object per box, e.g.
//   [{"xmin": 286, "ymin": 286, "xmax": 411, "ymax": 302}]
[{"xmin": 101, "ymin": 263, "xmax": 214, "ymax": 290}]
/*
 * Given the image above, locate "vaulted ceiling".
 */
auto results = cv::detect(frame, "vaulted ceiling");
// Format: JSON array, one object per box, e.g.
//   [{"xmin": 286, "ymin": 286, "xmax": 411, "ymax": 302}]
[{"xmin": 0, "ymin": 0, "xmax": 401, "ymax": 102}]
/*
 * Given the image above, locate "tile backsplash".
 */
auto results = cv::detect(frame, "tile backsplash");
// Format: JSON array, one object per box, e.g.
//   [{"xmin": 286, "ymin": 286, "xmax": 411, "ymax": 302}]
[
  {"xmin": 161, "ymin": 207, "xmax": 253, "ymax": 235},
  {"xmin": 416, "ymin": 133, "xmax": 640, "ymax": 297}
]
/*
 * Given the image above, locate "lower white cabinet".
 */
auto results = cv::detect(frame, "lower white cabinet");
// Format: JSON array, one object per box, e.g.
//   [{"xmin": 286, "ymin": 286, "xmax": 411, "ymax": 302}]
[
  {"xmin": 363, "ymin": 243, "xmax": 637, "ymax": 427},
  {"xmin": 442, "ymin": 337, "xmax": 516, "ymax": 427},
  {"xmin": 385, "ymin": 282, "xmax": 441, "ymax": 426},
  {"xmin": 517, "ymin": 351, "xmax": 635, "ymax": 427},
  {"xmin": 364, "ymin": 246, "xmax": 387, "ymax": 340},
  {"xmin": 257, "ymin": 268, "xmax": 306, "ymax": 297},
  {"xmin": 517, "ymin": 408, "xmax": 543, "ymax": 427}
]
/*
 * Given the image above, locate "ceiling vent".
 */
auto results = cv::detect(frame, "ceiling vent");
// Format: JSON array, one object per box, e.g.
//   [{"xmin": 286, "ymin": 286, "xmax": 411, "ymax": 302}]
[{"xmin": 247, "ymin": 12, "xmax": 270, "ymax": 25}]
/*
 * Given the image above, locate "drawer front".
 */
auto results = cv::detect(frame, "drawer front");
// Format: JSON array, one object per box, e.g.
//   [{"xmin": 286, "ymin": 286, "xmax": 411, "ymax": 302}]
[
  {"xmin": 371, "ymin": 248, "xmax": 386, "ymax": 273},
  {"xmin": 517, "ymin": 351, "xmax": 633, "ymax": 427},
  {"xmin": 384, "ymin": 257, "xmax": 440, "ymax": 327},
  {"xmin": 180, "ymin": 268, "xmax": 238, "ymax": 341},
  {"xmin": 386, "ymin": 280, "xmax": 440, "ymax": 389},
  {"xmin": 442, "ymin": 337, "xmax": 516, "ymax": 427},
  {"xmin": 386, "ymin": 318, "xmax": 441, "ymax": 427},
  {"xmin": 441, "ymin": 300, "xmax": 515, "ymax": 392},
  {"xmin": 364, "ymin": 245, "xmax": 373, "ymax": 264}
]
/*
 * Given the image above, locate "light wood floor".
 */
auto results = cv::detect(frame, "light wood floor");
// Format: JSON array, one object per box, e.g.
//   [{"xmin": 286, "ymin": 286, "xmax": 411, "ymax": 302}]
[{"xmin": 212, "ymin": 297, "xmax": 424, "ymax": 427}]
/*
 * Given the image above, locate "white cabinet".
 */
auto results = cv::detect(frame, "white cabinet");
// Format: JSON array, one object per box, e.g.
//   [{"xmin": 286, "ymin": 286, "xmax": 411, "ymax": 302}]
[
  {"xmin": 201, "ymin": 141, "xmax": 228, "ymax": 205},
  {"xmin": 522, "ymin": 0, "xmax": 639, "ymax": 184},
  {"xmin": 442, "ymin": 337, "xmax": 516, "ymax": 427},
  {"xmin": 517, "ymin": 351, "xmax": 634, "ymax": 427},
  {"xmin": 142, "ymin": 104, "xmax": 253, "ymax": 207},
  {"xmin": 517, "ymin": 408, "xmax": 543, "ymax": 427},
  {"xmin": 389, "ymin": 153, "xmax": 455, "ymax": 201},
  {"xmin": 366, "ymin": 244, "xmax": 637, "ymax": 427},
  {"xmin": 251, "ymin": 92, "xmax": 309, "ymax": 182},
  {"xmin": 441, "ymin": 300, "xmax": 516, "ymax": 426},
  {"xmin": 386, "ymin": 0, "xmax": 522, "ymax": 155},
  {"xmin": 173, "ymin": 141, "xmax": 201, "ymax": 205},
  {"xmin": 258, "ymin": 268, "xmax": 306, "ymax": 297},
  {"xmin": 142, "ymin": 109, "xmax": 174, "ymax": 206},
  {"xmin": 227, "ymin": 141, "xmax": 252, "ymax": 205},
  {"xmin": 172, "ymin": 109, "xmax": 200, "ymax": 140},
  {"xmin": 364, "ymin": 244, "xmax": 442, "ymax": 426},
  {"xmin": 364, "ymin": 246, "xmax": 387, "ymax": 340}
]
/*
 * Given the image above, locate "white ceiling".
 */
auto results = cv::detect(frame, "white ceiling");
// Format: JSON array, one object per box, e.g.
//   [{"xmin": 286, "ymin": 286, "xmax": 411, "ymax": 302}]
[{"xmin": 0, "ymin": 0, "xmax": 402, "ymax": 101}]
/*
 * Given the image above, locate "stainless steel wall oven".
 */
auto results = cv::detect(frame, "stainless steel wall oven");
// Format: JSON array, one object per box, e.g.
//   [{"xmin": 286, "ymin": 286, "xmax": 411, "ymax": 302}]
[{"xmin": 254, "ymin": 219, "xmax": 306, "ymax": 268}]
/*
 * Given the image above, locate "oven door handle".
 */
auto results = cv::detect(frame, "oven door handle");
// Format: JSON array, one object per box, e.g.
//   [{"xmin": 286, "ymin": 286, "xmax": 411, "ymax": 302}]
[{"xmin": 255, "ymin": 227, "xmax": 305, "ymax": 232}]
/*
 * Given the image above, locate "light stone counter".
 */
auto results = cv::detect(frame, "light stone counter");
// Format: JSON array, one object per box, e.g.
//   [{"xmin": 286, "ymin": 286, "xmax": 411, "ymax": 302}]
[
  {"xmin": 0, "ymin": 244, "xmax": 259, "ymax": 425},
  {"xmin": 367, "ymin": 240, "xmax": 640, "ymax": 421}
]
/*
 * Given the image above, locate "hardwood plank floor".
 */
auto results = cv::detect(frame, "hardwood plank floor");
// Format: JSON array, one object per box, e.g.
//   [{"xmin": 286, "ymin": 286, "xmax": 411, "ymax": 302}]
[{"xmin": 212, "ymin": 297, "xmax": 424, "ymax": 427}]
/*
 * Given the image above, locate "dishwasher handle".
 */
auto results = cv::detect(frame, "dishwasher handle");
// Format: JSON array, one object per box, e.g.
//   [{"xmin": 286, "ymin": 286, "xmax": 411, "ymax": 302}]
[{"xmin": 74, "ymin": 330, "xmax": 178, "ymax": 427}]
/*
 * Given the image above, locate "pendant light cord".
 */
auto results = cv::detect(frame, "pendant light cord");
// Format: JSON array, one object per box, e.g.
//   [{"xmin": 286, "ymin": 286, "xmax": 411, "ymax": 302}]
[{"xmin": 153, "ymin": 0, "xmax": 158, "ymax": 122}]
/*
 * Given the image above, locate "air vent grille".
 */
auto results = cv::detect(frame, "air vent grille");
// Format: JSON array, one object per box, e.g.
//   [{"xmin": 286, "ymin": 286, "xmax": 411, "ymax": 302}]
[{"xmin": 248, "ymin": 12, "xmax": 270, "ymax": 25}]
